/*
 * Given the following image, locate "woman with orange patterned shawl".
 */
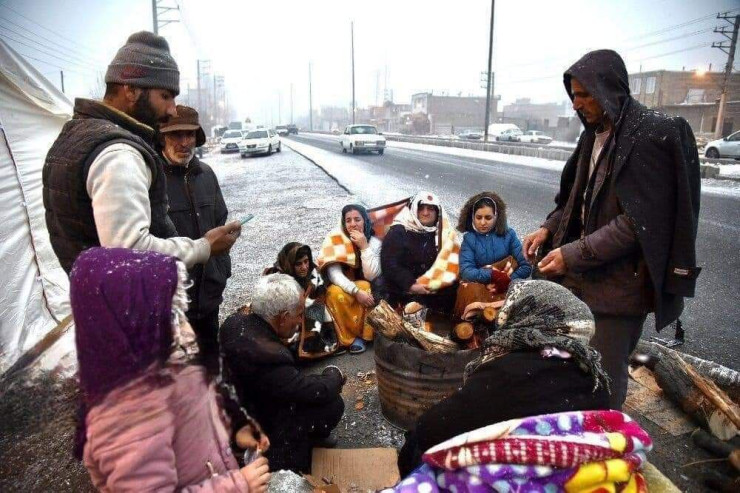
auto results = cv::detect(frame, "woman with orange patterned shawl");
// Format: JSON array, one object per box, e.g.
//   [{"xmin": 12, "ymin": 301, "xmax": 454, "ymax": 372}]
[{"xmin": 317, "ymin": 204, "xmax": 382, "ymax": 354}]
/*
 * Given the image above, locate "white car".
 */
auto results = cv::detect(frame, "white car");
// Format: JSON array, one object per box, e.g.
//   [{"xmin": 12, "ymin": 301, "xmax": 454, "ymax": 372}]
[
  {"xmin": 340, "ymin": 124, "xmax": 386, "ymax": 155},
  {"xmin": 518, "ymin": 130, "xmax": 553, "ymax": 145},
  {"xmin": 239, "ymin": 129, "xmax": 281, "ymax": 157},
  {"xmin": 275, "ymin": 125, "xmax": 289, "ymax": 136},
  {"xmin": 496, "ymin": 128, "xmax": 524, "ymax": 142},
  {"xmin": 705, "ymin": 130, "xmax": 740, "ymax": 159},
  {"xmin": 219, "ymin": 130, "xmax": 244, "ymax": 153}
]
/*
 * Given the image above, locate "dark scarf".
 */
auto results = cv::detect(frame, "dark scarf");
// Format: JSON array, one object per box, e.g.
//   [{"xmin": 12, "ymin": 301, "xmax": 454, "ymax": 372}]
[
  {"xmin": 264, "ymin": 242, "xmax": 315, "ymax": 290},
  {"xmin": 466, "ymin": 280, "xmax": 610, "ymax": 393}
]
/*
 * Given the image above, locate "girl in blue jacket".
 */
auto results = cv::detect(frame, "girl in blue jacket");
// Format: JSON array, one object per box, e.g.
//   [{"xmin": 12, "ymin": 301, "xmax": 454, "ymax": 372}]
[{"xmin": 457, "ymin": 192, "xmax": 532, "ymax": 294}]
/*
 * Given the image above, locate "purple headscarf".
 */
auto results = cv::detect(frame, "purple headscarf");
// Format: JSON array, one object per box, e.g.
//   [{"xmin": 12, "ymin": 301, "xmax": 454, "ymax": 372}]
[{"xmin": 71, "ymin": 247, "xmax": 179, "ymax": 457}]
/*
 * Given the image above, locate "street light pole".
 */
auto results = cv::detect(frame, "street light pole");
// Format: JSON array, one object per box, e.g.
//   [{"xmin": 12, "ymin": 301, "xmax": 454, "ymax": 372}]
[
  {"xmin": 351, "ymin": 21, "xmax": 356, "ymax": 125},
  {"xmin": 713, "ymin": 14, "xmax": 739, "ymax": 138},
  {"xmin": 483, "ymin": 0, "xmax": 495, "ymax": 142},
  {"xmin": 309, "ymin": 62, "xmax": 314, "ymax": 131}
]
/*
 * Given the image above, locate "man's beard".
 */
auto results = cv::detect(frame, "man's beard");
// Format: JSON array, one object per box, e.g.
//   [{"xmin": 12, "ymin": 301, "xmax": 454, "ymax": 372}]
[{"xmin": 131, "ymin": 90, "xmax": 162, "ymax": 128}]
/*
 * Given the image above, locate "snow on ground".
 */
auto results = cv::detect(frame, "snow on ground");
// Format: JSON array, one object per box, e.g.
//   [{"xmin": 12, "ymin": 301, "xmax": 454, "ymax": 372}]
[{"xmin": 718, "ymin": 163, "xmax": 740, "ymax": 179}]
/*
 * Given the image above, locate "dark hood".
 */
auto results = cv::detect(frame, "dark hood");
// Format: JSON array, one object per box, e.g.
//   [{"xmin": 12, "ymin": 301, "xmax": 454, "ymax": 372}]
[
  {"xmin": 263, "ymin": 242, "xmax": 315, "ymax": 285},
  {"xmin": 564, "ymin": 50, "xmax": 631, "ymax": 128}
]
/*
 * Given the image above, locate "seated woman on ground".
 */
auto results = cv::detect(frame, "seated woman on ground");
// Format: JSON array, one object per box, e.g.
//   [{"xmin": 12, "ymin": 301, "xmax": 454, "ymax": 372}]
[
  {"xmin": 379, "ymin": 191, "xmax": 458, "ymax": 314},
  {"xmin": 317, "ymin": 204, "xmax": 382, "ymax": 354},
  {"xmin": 454, "ymin": 192, "xmax": 531, "ymax": 319},
  {"xmin": 72, "ymin": 248, "xmax": 270, "ymax": 492},
  {"xmin": 264, "ymin": 242, "xmax": 337, "ymax": 356},
  {"xmin": 398, "ymin": 279, "xmax": 612, "ymax": 477}
]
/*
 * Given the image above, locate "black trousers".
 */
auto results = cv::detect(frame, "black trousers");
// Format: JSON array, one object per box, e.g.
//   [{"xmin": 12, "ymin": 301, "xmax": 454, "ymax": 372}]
[
  {"xmin": 264, "ymin": 395, "xmax": 345, "ymax": 473},
  {"xmin": 590, "ymin": 313, "xmax": 646, "ymax": 410},
  {"xmin": 189, "ymin": 310, "xmax": 220, "ymax": 373}
]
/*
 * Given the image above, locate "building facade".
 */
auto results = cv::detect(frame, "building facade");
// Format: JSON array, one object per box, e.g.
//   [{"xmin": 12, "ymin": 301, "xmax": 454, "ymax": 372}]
[{"xmin": 411, "ymin": 92, "xmax": 498, "ymax": 135}]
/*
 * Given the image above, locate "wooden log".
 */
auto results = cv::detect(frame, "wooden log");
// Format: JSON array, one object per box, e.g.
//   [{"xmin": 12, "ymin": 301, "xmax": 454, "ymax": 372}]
[
  {"xmin": 410, "ymin": 327, "xmax": 459, "ymax": 354},
  {"xmin": 453, "ymin": 322, "xmax": 474, "ymax": 341},
  {"xmin": 653, "ymin": 349, "xmax": 740, "ymax": 440},
  {"xmin": 691, "ymin": 429, "xmax": 740, "ymax": 472},
  {"xmin": 482, "ymin": 306, "xmax": 498, "ymax": 323},
  {"xmin": 633, "ymin": 340, "xmax": 740, "ymax": 403},
  {"xmin": 367, "ymin": 301, "xmax": 408, "ymax": 340}
]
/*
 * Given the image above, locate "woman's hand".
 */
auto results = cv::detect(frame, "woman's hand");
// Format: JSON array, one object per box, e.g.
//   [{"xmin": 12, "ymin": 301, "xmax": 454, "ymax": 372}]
[
  {"xmin": 355, "ymin": 290, "xmax": 375, "ymax": 307},
  {"xmin": 240, "ymin": 456, "xmax": 270, "ymax": 493},
  {"xmin": 348, "ymin": 230, "xmax": 368, "ymax": 250},
  {"xmin": 236, "ymin": 422, "xmax": 270, "ymax": 452},
  {"xmin": 462, "ymin": 302, "xmax": 486, "ymax": 321},
  {"xmin": 409, "ymin": 283, "xmax": 430, "ymax": 295}
]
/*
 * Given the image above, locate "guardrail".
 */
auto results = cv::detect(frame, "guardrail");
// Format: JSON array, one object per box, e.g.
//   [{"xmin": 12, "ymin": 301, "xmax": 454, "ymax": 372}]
[{"xmin": 299, "ymin": 131, "xmax": 734, "ymax": 179}]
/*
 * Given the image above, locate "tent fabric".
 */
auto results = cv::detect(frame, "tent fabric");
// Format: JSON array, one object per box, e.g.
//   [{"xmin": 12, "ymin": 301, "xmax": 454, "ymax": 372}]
[{"xmin": 0, "ymin": 39, "xmax": 73, "ymax": 374}]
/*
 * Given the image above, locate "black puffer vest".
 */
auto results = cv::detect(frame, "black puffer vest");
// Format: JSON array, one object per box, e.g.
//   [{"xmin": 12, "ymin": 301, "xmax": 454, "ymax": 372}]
[{"xmin": 43, "ymin": 99, "xmax": 177, "ymax": 273}]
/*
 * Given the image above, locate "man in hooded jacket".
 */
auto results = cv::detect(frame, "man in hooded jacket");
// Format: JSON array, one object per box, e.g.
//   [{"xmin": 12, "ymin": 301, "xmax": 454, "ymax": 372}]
[{"xmin": 523, "ymin": 50, "xmax": 701, "ymax": 409}]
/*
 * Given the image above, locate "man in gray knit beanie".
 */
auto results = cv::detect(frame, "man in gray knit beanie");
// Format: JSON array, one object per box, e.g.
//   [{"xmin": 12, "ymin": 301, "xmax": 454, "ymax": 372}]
[{"xmin": 43, "ymin": 31, "xmax": 241, "ymax": 276}]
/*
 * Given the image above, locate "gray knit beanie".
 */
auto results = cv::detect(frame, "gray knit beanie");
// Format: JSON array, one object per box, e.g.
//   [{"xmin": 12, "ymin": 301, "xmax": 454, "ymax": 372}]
[{"xmin": 105, "ymin": 31, "xmax": 180, "ymax": 95}]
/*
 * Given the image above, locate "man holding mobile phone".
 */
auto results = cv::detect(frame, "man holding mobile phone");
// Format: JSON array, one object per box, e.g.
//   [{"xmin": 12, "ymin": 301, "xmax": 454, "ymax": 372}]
[{"xmin": 159, "ymin": 105, "xmax": 235, "ymax": 370}]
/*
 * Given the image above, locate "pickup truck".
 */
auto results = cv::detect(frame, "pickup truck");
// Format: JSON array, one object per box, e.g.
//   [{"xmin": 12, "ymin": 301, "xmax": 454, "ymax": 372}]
[{"xmin": 518, "ymin": 130, "xmax": 553, "ymax": 144}]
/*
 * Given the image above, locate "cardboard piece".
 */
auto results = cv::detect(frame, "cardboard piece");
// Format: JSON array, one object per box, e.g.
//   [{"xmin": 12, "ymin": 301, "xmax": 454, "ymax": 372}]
[
  {"xmin": 303, "ymin": 474, "xmax": 341, "ymax": 493},
  {"xmin": 311, "ymin": 448, "xmax": 400, "ymax": 492},
  {"xmin": 626, "ymin": 366, "xmax": 695, "ymax": 436}
]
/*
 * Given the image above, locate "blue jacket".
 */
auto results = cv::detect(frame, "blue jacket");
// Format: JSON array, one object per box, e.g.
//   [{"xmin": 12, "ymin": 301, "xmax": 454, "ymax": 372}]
[{"xmin": 459, "ymin": 227, "xmax": 532, "ymax": 283}]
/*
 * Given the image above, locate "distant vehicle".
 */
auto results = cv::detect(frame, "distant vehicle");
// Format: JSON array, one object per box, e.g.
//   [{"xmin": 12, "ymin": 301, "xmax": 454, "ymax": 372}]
[
  {"xmin": 275, "ymin": 125, "xmax": 289, "ymax": 136},
  {"xmin": 487, "ymin": 123, "xmax": 521, "ymax": 140},
  {"xmin": 705, "ymin": 130, "xmax": 740, "ymax": 159},
  {"xmin": 239, "ymin": 129, "xmax": 281, "ymax": 157},
  {"xmin": 459, "ymin": 131, "xmax": 483, "ymax": 140},
  {"xmin": 340, "ymin": 124, "xmax": 386, "ymax": 155},
  {"xmin": 287, "ymin": 124, "xmax": 298, "ymax": 135},
  {"xmin": 496, "ymin": 128, "xmax": 524, "ymax": 142},
  {"xmin": 211, "ymin": 125, "xmax": 228, "ymax": 139},
  {"xmin": 220, "ymin": 130, "xmax": 244, "ymax": 153},
  {"xmin": 331, "ymin": 128, "xmax": 341, "ymax": 135},
  {"xmin": 228, "ymin": 121, "xmax": 245, "ymax": 131},
  {"xmin": 518, "ymin": 130, "xmax": 553, "ymax": 145}
]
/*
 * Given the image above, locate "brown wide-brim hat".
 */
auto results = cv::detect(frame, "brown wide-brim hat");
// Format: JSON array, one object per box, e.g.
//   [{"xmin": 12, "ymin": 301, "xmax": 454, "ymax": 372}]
[{"xmin": 159, "ymin": 105, "xmax": 206, "ymax": 147}]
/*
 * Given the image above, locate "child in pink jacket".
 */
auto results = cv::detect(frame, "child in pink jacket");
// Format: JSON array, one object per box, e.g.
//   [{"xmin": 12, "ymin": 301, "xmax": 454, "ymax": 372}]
[{"xmin": 72, "ymin": 247, "xmax": 270, "ymax": 492}]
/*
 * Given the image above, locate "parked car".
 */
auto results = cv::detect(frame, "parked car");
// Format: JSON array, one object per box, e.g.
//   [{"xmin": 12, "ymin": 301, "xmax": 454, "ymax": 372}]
[
  {"xmin": 518, "ymin": 130, "xmax": 553, "ymax": 145},
  {"xmin": 275, "ymin": 125, "xmax": 289, "ymax": 136},
  {"xmin": 287, "ymin": 124, "xmax": 298, "ymax": 135},
  {"xmin": 705, "ymin": 130, "xmax": 740, "ymax": 159},
  {"xmin": 239, "ymin": 129, "xmax": 281, "ymax": 157},
  {"xmin": 340, "ymin": 124, "xmax": 386, "ymax": 155},
  {"xmin": 496, "ymin": 128, "xmax": 524, "ymax": 142},
  {"xmin": 459, "ymin": 131, "xmax": 483, "ymax": 140},
  {"xmin": 487, "ymin": 123, "xmax": 521, "ymax": 140},
  {"xmin": 220, "ymin": 130, "xmax": 245, "ymax": 153}
]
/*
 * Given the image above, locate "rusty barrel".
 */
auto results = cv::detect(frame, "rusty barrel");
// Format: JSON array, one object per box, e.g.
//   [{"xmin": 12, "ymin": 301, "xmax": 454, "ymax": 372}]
[{"xmin": 374, "ymin": 333, "xmax": 478, "ymax": 430}]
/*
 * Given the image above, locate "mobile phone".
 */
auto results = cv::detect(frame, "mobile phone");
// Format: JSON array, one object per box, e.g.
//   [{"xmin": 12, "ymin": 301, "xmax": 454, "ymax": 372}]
[{"xmin": 240, "ymin": 214, "xmax": 254, "ymax": 225}]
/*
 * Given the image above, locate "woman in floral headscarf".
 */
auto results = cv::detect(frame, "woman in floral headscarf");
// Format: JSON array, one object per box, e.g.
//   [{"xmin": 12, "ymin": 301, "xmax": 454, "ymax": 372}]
[{"xmin": 72, "ymin": 247, "xmax": 270, "ymax": 492}]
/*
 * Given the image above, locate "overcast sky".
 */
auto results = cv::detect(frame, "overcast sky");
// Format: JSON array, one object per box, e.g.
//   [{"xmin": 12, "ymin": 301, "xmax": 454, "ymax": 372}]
[{"xmin": 1, "ymin": 0, "xmax": 738, "ymax": 126}]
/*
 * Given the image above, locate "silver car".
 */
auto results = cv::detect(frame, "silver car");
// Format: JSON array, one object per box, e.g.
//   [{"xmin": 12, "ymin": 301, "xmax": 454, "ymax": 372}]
[{"xmin": 705, "ymin": 130, "xmax": 740, "ymax": 159}]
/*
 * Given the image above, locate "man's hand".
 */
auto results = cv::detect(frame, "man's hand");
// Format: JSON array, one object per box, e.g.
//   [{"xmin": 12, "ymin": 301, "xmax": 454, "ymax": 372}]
[
  {"xmin": 204, "ymin": 220, "xmax": 241, "ymax": 256},
  {"xmin": 409, "ymin": 283, "xmax": 430, "ymax": 295},
  {"xmin": 240, "ymin": 456, "xmax": 270, "ymax": 493},
  {"xmin": 348, "ymin": 230, "xmax": 368, "ymax": 250},
  {"xmin": 236, "ymin": 422, "xmax": 270, "ymax": 452},
  {"xmin": 523, "ymin": 227, "xmax": 550, "ymax": 263},
  {"xmin": 355, "ymin": 290, "xmax": 375, "ymax": 308},
  {"xmin": 538, "ymin": 247, "xmax": 567, "ymax": 276}
]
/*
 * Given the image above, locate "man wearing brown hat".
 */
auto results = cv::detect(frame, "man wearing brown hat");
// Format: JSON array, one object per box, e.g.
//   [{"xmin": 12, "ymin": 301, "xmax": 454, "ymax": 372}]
[
  {"xmin": 159, "ymin": 105, "xmax": 230, "ymax": 369},
  {"xmin": 43, "ymin": 31, "xmax": 240, "ymax": 274}
]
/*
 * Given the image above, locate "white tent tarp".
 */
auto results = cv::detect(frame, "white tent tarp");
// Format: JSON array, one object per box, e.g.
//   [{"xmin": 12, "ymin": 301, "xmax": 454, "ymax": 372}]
[{"xmin": 0, "ymin": 39, "xmax": 73, "ymax": 375}]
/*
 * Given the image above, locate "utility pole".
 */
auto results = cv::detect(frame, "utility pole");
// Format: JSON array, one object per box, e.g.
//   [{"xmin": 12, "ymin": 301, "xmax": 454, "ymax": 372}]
[
  {"xmin": 60, "ymin": 70, "xmax": 65, "ymax": 93},
  {"xmin": 152, "ymin": 0, "xmax": 158, "ymax": 34},
  {"xmin": 290, "ymin": 82, "xmax": 294, "ymax": 124},
  {"xmin": 278, "ymin": 91, "xmax": 282, "ymax": 124},
  {"xmin": 351, "ymin": 21, "xmax": 356, "ymax": 125},
  {"xmin": 197, "ymin": 60, "xmax": 202, "ymax": 114},
  {"xmin": 712, "ymin": 12, "xmax": 739, "ymax": 138},
  {"xmin": 483, "ymin": 0, "xmax": 495, "ymax": 142},
  {"xmin": 309, "ymin": 62, "xmax": 313, "ymax": 131},
  {"xmin": 152, "ymin": 0, "xmax": 179, "ymax": 34}
]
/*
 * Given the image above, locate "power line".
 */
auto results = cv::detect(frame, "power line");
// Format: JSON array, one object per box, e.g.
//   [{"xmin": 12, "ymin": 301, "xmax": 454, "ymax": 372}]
[
  {"xmin": 635, "ymin": 42, "xmax": 711, "ymax": 62},
  {"xmin": 0, "ymin": 32, "xmax": 97, "ymax": 73},
  {"xmin": 0, "ymin": 23, "xmax": 100, "ymax": 70},
  {"xmin": 622, "ymin": 8, "xmax": 739, "ymax": 42},
  {"xmin": 0, "ymin": 3, "xmax": 99, "ymax": 55},
  {"xmin": 623, "ymin": 27, "xmax": 713, "ymax": 52},
  {"xmin": 9, "ymin": 48, "xmax": 96, "ymax": 76}
]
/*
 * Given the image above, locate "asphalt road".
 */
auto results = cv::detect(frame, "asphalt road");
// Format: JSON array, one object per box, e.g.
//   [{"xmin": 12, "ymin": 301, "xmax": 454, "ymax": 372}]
[{"xmin": 289, "ymin": 133, "xmax": 740, "ymax": 369}]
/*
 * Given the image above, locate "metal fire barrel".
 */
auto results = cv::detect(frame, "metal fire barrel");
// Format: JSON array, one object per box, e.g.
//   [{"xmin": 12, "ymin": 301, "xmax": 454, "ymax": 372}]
[{"xmin": 374, "ymin": 333, "xmax": 478, "ymax": 430}]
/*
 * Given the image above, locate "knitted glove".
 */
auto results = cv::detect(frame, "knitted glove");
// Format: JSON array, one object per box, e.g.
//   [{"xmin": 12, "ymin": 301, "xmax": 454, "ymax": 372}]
[{"xmin": 490, "ymin": 268, "xmax": 511, "ymax": 293}]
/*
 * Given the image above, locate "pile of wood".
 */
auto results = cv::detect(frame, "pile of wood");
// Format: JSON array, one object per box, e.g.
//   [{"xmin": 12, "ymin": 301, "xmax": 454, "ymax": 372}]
[{"xmin": 367, "ymin": 301, "xmax": 459, "ymax": 353}]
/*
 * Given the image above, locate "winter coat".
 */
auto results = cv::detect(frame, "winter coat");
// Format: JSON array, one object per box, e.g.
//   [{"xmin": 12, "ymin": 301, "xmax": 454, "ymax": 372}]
[
  {"xmin": 43, "ymin": 98, "xmax": 177, "ymax": 273},
  {"xmin": 164, "ymin": 157, "xmax": 231, "ymax": 318},
  {"xmin": 543, "ymin": 50, "xmax": 700, "ymax": 329},
  {"xmin": 219, "ymin": 312, "xmax": 344, "ymax": 433},
  {"xmin": 380, "ymin": 224, "xmax": 438, "ymax": 295},
  {"xmin": 459, "ymin": 228, "xmax": 531, "ymax": 283},
  {"xmin": 83, "ymin": 364, "xmax": 249, "ymax": 492}
]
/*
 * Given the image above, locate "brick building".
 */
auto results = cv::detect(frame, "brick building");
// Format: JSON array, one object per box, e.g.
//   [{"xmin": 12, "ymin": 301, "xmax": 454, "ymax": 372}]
[
  {"xmin": 499, "ymin": 98, "xmax": 572, "ymax": 134},
  {"xmin": 411, "ymin": 92, "xmax": 498, "ymax": 135},
  {"xmin": 628, "ymin": 70, "xmax": 740, "ymax": 136}
]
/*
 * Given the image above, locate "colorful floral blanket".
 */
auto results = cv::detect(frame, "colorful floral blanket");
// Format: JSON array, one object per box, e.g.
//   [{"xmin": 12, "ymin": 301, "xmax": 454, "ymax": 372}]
[{"xmin": 384, "ymin": 410, "xmax": 652, "ymax": 493}]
